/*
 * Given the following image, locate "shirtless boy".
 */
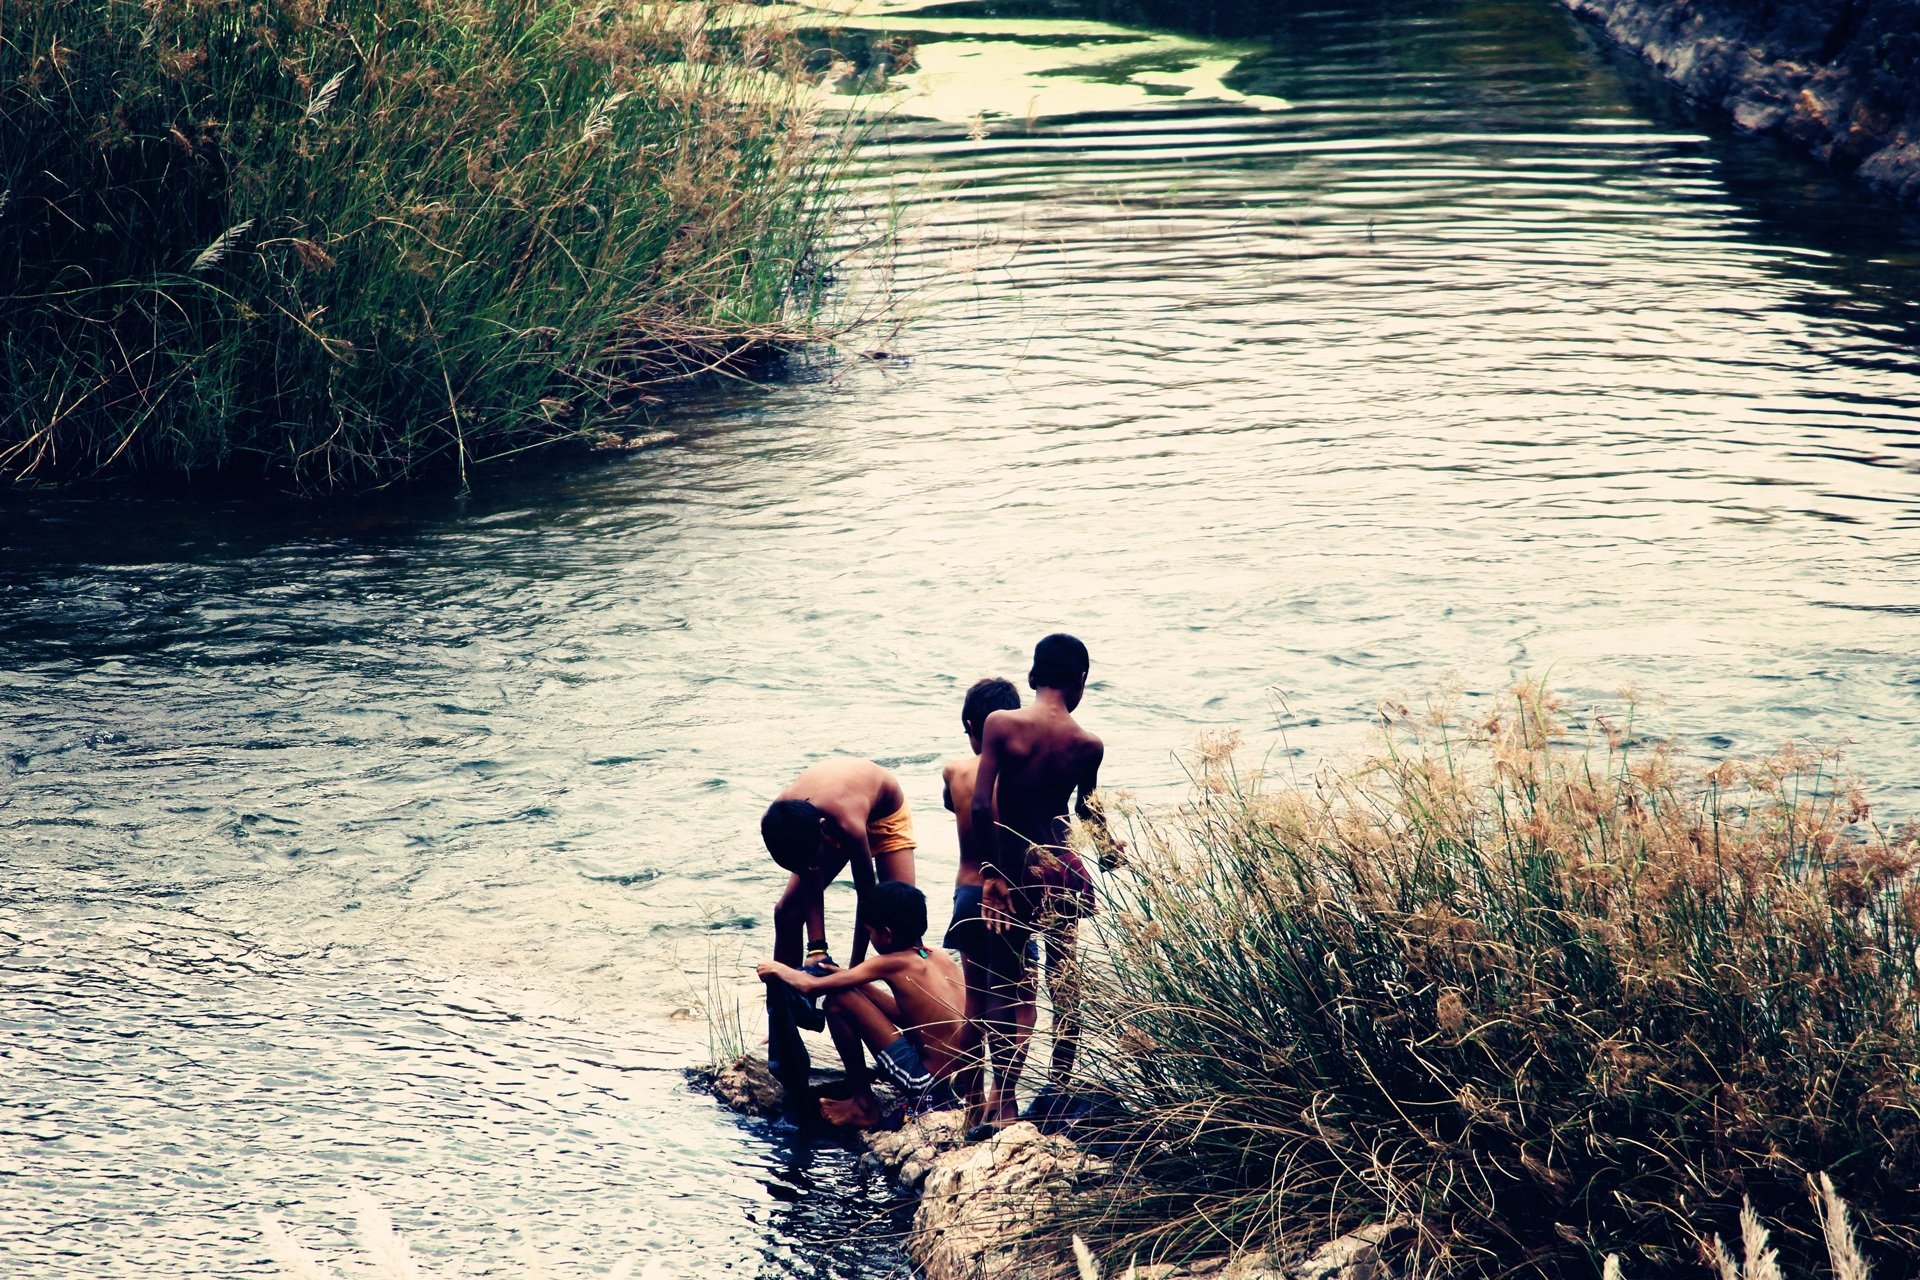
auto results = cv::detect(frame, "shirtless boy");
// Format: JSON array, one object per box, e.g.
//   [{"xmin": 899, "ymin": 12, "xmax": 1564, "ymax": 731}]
[
  {"xmin": 761, "ymin": 759, "xmax": 917, "ymax": 972},
  {"xmin": 970, "ymin": 633, "xmax": 1112, "ymax": 1127},
  {"xmin": 940, "ymin": 677, "xmax": 1028, "ymax": 1126},
  {"xmin": 757, "ymin": 880, "xmax": 972, "ymax": 1128}
]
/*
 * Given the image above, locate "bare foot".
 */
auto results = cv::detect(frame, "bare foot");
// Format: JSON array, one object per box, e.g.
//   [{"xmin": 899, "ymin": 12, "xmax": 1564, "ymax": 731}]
[{"xmin": 819, "ymin": 1093, "xmax": 884, "ymax": 1129}]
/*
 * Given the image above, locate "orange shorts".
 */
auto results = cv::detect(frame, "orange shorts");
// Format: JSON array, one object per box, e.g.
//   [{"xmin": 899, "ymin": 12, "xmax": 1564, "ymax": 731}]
[{"xmin": 867, "ymin": 802, "xmax": 916, "ymax": 862}]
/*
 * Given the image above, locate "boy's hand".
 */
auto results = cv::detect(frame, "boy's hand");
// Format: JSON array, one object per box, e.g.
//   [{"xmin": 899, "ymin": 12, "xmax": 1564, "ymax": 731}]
[
  {"xmin": 756, "ymin": 961, "xmax": 800, "ymax": 986},
  {"xmin": 981, "ymin": 876, "xmax": 1017, "ymax": 934}
]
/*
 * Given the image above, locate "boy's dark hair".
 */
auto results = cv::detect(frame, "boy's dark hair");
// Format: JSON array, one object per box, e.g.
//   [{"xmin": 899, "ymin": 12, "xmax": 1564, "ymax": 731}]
[
  {"xmin": 762, "ymin": 798, "xmax": 825, "ymax": 871},
  {"xmin": 861, "ymin": 879, "xmax": 928, "ymax": 945},
  {"xmin": 1030, "ymin": 633, "xmax": 1090, "ymax": 689},
  {"xmin": 961, "ymin": 677, "xmax": 1021, "ymax": 732}
]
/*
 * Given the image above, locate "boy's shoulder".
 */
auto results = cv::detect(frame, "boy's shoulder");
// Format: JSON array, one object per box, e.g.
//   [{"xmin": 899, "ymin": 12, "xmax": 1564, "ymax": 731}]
[{"xmin": 917, "ymin": 942, "xmax": 964, "ymax": 981}]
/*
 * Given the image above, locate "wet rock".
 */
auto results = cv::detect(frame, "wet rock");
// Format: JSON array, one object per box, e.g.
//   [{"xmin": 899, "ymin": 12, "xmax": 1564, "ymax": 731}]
[
  {"xmin": 863, "ymin": 1110, "xmax": 970, "ymax": 1189},
  {"xmin": 910, "ymin": 1122, "xmax": 1109, "ymax": 1280},
  {"xmin": 1561, "ymin": 0, "xmax": 1920, "ymax": 205},
  {"xmin": 710, "ymin": 1054, "xmax": 784, "ymax": 1118}
]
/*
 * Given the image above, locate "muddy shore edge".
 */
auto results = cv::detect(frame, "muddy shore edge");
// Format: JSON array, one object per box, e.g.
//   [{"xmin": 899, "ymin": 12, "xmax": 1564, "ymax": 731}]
[
  {"xmin": 706, "ymin": 1056, "xmax": 1398, "ymax": 1280},
  {"xmin": 1562, "ymin": 0, "xmax": 1920, "ymax": 204}
]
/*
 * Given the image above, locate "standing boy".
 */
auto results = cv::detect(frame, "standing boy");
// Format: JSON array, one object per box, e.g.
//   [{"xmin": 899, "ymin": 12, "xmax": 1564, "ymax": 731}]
[
  {"xmin": 761, "ymin": 759, "xmax": 917, "ymax": 972},
  {"xmin": 970, "ymin": 633, "xmax": 1113, "ymax": 1128},
  {"xmin": 940, "ymin": 677, "xmax": 1026, "ymax": 1128},
  {"xmin": 758, "ymin": 880, "xmax": 972, "ymax": 1129}
]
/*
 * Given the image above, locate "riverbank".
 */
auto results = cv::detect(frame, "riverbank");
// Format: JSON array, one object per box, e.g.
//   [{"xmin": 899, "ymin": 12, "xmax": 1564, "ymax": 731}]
[
  {"xmin": 0, "ymin": 0, "xmax": 852, "ymax": 492},
  {"xmin": 706, "ymin": 1061, "xmax": 1400, "ymax": 1280},
  {"xmin": 1563, "ymin": 0, "xmax": 1920, "ymax": 203},
  {"xmin": 712, "ymin": 686, "xmax": 1920, "ymax": 1279}
]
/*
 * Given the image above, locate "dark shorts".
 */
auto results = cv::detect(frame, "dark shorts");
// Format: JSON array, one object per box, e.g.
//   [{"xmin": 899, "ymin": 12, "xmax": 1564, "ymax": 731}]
[
  {"xmin": 944, "ymin": 884, "xmax": 1038, "ymax": 987},
  {"xmin": 874, "ymin": 1036, "xmax": 961, "ymax": 1113},
  {"xmin": 1009, "ymin": 840, "xmax": 1098, "ymax": 923}
]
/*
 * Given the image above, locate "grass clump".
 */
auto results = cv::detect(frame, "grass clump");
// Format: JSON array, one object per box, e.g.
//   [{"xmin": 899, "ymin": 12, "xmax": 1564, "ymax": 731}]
[
  {"xmin": 0, "ymin": 0, "xmax": 850, "ymax": 490},
  {"xmin": 1059, "ymin": 685, "xmax": 1920, "ymax": 1277}
]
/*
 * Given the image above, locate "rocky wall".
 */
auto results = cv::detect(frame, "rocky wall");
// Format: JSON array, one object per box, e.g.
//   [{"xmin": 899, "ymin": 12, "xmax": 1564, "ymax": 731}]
[{"xmin": 1562, "ymin": 0, "xmax": 1920, "ymax": 203}]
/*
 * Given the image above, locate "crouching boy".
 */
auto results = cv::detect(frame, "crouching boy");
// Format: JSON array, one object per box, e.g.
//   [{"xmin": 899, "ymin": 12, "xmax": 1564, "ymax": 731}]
[{"xmin": 757, "ymin": 880, "xmax": 974, "ymax": 1129}]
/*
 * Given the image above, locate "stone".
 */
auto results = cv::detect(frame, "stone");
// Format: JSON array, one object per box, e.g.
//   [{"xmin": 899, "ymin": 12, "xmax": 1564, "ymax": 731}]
[
  {"xmin": 1291, "ymin": 1219, "xmax": 1417, "ymax": 1280},
  {"xmin": 691, "ymin": 1073, "xmax": 1422, "ymax": 1280},
  {"xmin": 710, "ymin": 1054, "xmax": 784, "ymax": 1118},
  {"xmin": 910, "ymin": 1122, "xmax": 1109, "ymax": 1280},
  {"xmin": 863, "ymin": 1110, "xmax": 970, "ymax": 1189},
  {"xmin": 1560, "ymin": 0, "xmax": 1920, "ymax": 204}
]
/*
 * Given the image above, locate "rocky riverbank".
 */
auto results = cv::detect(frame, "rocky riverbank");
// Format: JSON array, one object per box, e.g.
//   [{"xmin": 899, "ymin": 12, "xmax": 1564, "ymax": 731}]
[
  {"xmin": 1563, "ymin": 0, "xmax": 1920, "ymax": 203},
  {"xmin": 707, "ymin": 1056, "xmax": 1400, "ymax": 1280}
]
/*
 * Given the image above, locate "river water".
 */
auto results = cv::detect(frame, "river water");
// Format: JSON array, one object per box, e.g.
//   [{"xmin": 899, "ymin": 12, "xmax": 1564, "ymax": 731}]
[{"xmin": 5, "ymin": 0, "xmax": 1919, "ymax": 1274}]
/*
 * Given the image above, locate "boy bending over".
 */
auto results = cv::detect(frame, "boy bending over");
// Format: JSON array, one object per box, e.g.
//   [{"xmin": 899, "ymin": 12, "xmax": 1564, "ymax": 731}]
[
  {"xmin": 761, "ymin": 758, "xmax": 917, "ymax": 972},
  {"xmin": 758, "ymin": 880, "xmax": 973, "ymax": 1129}
]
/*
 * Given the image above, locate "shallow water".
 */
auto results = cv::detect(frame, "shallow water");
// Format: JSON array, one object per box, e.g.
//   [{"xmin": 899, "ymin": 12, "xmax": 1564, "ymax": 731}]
[{"xmin": 6, "ymin": 0, "xmax": 1920, "ymax": 1274}]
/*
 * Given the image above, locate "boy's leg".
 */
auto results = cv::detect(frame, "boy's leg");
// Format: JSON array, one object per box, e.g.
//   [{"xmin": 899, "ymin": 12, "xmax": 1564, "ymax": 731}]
[
  {"xmin": 955, "ymin": 953, "xmax": 993, "ymax": 1129},
  {"xmin": 772, "ymin": 872, "xmax": 813, "ymax": 968},
  {"xmin": 981, "ymin": 933, "xmax": 1038, "ymax": 1127},
  {"xmin": 1042, "ymin": 917, "xmax": 1082, "ymax": 1089},
  {"xmin": 819, "ymin": 983, "xmax": 907, "ymax": 1128}
]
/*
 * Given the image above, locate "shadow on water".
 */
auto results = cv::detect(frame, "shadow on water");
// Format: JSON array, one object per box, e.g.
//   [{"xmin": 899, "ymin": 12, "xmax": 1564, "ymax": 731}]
[{"xmin": 745, "ymin": 1122, "xmax": 918, "ymax": 1280}]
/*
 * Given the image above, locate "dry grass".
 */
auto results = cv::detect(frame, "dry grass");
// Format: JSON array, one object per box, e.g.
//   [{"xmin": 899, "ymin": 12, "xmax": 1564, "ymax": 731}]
[
  {"xmin": 0, "ymin": 0, "xmax": 859, "ymax": 490},
  {"xmin": 1052, "ymin": 684, "xmax": 1920, "ymax": 1277},
  {"xmin": 1071, "ymin": 1180, "xmax": 1877, "ymax": 1280}
]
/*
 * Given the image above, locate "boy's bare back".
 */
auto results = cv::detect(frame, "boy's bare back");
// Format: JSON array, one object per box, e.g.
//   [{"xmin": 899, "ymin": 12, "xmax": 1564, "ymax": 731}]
[
  {"xmin": 778, "ymin": 757, "xmax": 905, "ymax": 836},
  {"xmin": 877, "ymin": 945, "xmax": 971, "ymax": 1077},
  {"xmin": 979, "ymin": 702, "xmax": 1103, "ymax": 854},
  {"xmin": 942, "ymin": 756, "xmax": 984, "ymax": 885}
]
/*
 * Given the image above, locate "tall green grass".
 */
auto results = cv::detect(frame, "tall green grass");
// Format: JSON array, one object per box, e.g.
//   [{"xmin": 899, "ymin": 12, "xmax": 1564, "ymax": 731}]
[
  {"xmin": 1056, "ymin": 686, "xmax": 1920, "ymax": 1277},
  {"xmin": 0, "ymin": 0, "xmax": 851, "ymax": 490}
]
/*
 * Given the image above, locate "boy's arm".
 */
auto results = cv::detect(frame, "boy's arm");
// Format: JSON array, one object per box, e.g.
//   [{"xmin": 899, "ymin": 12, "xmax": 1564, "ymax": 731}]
[
  {"xmin": 941, "ymin": 762, "xmax": 957, "ymax": 814},
  {"xmin": 1075, "ymin": 740, "xmax": 1126, "ymax": 869},
  {"xmin": 758, "ymin": 951, "xmax": 901, "ymax": 996},
  {"xmin": 1073, "ymin": 740, "xmax": 1106, "ymax": 822},
  {"xmin": 971, "ymin": 717, "xmax": 1015, "ymax": 933},
  {"xmin": 803, "ymin": 872, "xmax": 830, "ymax": 959},
  {"xmin": 841, "ymin": 817, "xmax": 877, "ymax": 965}
]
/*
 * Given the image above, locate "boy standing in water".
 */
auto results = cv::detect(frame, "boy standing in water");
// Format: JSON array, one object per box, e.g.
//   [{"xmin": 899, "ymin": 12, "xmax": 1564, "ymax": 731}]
[
  {"xmin": 761, "ymin": 759, "xmax": 917, "ymax": 971},
  {"xmin": 970, "ymin": 633, "xmax": 1112, "ymax": 1128},
  {"xmin": 758, "ymin": 881, "xmax": 972, "ymax": 1128},
  {"xmin": 940, "ymin": 677, "xmax": 1027, "ymax": 1128}
]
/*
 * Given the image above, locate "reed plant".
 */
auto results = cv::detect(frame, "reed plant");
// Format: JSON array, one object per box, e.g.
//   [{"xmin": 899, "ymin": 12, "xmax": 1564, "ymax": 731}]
[
  {"xmin": 1073, "ymin": 1177, "xmax": 1878, "ymax": 1280},
  {"xmin": 0, "ymin": 0, "xmax": 851, "ymax": 490},
  {"xmin": 1056, "ymin": 685, "xmax": 1920, "ymax": 1277}
]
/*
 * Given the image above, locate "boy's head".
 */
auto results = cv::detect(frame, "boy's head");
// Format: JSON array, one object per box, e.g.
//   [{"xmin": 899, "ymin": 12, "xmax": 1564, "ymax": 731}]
[
  {"xmin": 762, "ymin": 798, "xmax": 828, "ymax": 873},
  {"xmin": 1029, "ymin": 632, "xmax": 1090, "ymax": 708},
  {"xmin": 861, "ymin": 879, "xmax": 928, "ymax": 953},
  {"xmin": 961, "ymin": 677, "xmax": 1020, "ymax": 751}
]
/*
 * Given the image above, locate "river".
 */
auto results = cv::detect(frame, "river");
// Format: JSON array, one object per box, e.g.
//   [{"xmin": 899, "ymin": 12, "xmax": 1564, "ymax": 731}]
[{"xmin": 4, "ymin": 0, "xmax": 1919, "ymax": 1274}]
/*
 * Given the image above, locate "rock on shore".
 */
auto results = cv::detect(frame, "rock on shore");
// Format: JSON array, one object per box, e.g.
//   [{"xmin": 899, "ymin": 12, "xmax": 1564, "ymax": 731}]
[
  {"xmin": 705, "ymin": 1058, "xmax": 1403, "ymax": 1280},
  {"xmin": 1562, "ymin": 0, "xmax": 1920, "ymax": 203},
  {"xmin": 710, "ymin": 1054, "xmax": 786, "ymax": 1118}
]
